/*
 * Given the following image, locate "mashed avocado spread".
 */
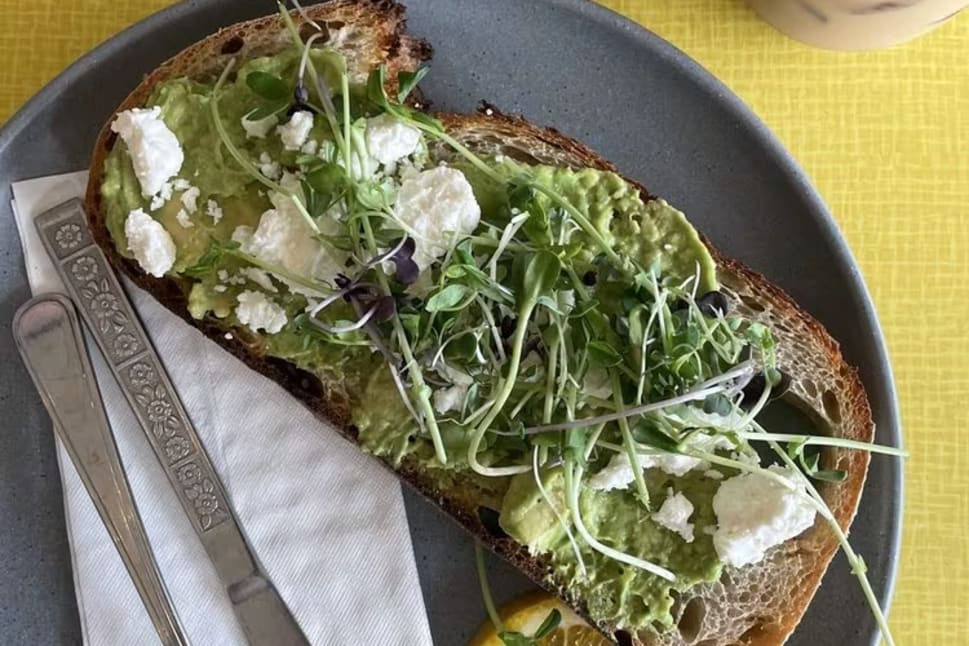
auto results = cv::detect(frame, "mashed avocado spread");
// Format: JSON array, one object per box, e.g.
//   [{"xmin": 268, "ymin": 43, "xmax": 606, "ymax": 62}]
[{"xmin": 101, "ymin": 46, "xmax": 753, "ymax": 635}]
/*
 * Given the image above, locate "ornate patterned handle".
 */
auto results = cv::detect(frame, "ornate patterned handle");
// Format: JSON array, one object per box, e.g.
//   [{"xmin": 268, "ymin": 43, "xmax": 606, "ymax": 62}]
[{"xmin": 37, "ymin": 199, "xmax": 230, "ymax": 534}]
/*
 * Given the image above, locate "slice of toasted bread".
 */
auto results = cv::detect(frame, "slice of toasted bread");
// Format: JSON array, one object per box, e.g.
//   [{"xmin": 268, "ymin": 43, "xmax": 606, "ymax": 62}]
[{"xmin": 83, "ymin": 4, "xmax": 874, "ymax": 645}]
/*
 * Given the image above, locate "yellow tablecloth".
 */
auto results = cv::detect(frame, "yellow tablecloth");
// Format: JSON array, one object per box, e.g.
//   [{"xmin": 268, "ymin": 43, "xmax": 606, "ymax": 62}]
[{"xmin": 1, "ymin": 1, "xmax": 965, "ymax": 644}]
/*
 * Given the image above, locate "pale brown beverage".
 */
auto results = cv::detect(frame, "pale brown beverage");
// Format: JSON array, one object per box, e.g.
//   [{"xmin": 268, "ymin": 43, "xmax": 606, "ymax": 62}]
[{"xmin": 747, "ymin": 0, "xmax": 966, "ymax": 49}]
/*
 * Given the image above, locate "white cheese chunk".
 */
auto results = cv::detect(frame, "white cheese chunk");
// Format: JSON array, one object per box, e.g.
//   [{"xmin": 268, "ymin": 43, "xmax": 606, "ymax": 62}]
[
  {"xmin": 172, "ymin": 178, "xmax": 191, "ymax": 191},
  {"xmin": 235, "ymin": 290, "xmax": 287, "ymax": 334},
  {"xmin": 205, "ymin": 199, "xmax": 223, "ymax": 225},
  {"xmin": 365, "ymin": 113, "xmax": 421, "ymax": 166},
  {"xmin": 258, "ymin": 152, "xmax": 281, "ymax": 180},
  {"xmin": 238, "ymin": 176, "xmax": 346, "ymax": 297},
  {"xmin": 231, "ymin": 225, "xmax": 253, "ymax": 247},
  {"xmin": 241, "ymin": 111, "xmax": 279, "ymax": 139},
  {"xmin": 175, "ymin": 209, "xmax": 194, "ymax": 229},
  {"xmin": 432, "ymin": 363, "xmax": 474, "ymax": 414},
  {"xmin": 124, "ymin": 208, "xmax": 176, "ymax": 277},
  {"xmin": 243, "ymin": 207, "xmax": 317, "ymax": 274},
  {"xmin": 180, "ymin": 186, "xmax": 200, "ymax": 214},
  {"xmin": 277, "ymin": 110, "xmax": 314, "ymax": 150},
  {"xmin": 640, "ymin": 452, "xmax": 704, "ymax": 478},
  {"xmin": 240, "ymin": 267, "xmax": 277, "ymax": 292},
  {"xmin": 433, "ymin": 385, "xmax": 468, "ymax": 414},
  {"xmin": 111, "ymin": 107, "xmax": 184, "ymax": 198},
  {"xmin": 652, "ymin": 490, "xmax": 695, "ymax": 543},
  {"xmin": 588, "ymin": 452, "xmax": 636, "ymax": 491},
  {"xmin": 301, "ymin": 139, "xmax": 319, "ymax": 155},
  {"xmin": 149, "ymin": 181, "xmax": 174, "ymax": 212},
  {"xmin": 392, "ymin": 166, "xmax": 480, "ymax": 270},
  {"xmin": 712, "ymin": 466, "xmax": 817, "ymax": 568}
]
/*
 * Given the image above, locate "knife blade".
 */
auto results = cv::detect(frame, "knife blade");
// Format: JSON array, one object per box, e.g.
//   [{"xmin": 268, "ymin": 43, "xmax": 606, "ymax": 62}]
[
  {"xmin": 14, "ymin": 294, "xmax": 190, "ymax": 646},
  {"xmin": 35, "ymin": 198, "xmax": 310, "ymax": 646}
]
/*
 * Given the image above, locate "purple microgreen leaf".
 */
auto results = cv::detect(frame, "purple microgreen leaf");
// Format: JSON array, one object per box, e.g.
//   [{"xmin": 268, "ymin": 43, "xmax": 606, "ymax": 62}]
[
  {"xmin": 371, "ymin": 295, "xmax": 398, "ymax": 323},
  {"xmin": 335, "ymin": 273, "xmax": 353, "ymax": 290},
  {"xmin": 394, "ymin": 258, "xmax": 420, "ymax": 285}
]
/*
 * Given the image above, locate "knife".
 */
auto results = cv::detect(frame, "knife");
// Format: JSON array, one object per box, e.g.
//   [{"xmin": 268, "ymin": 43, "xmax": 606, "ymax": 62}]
[
  {"xmin": 14, "ymin": 294, "xmax": 190, "ymax": 646},
  {"xmin": 34, "ymin": 198, "xmax": 310, "ymax": 646}
]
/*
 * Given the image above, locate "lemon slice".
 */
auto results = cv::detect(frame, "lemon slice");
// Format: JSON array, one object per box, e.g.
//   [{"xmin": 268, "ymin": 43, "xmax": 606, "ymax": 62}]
[{"xmin": 468, "ymin": 591, "xmax": 612, "ymax": 646}]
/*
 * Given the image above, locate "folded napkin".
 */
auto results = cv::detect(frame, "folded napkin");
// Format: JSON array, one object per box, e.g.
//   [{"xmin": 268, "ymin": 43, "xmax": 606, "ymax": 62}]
[{"xmin": 12, "ymin": 172, "xmax": 433, "ymax": 646}]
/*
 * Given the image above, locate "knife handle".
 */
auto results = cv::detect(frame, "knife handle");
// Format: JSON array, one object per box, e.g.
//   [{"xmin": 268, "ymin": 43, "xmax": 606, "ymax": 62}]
[{"xmin": 14, "ymin": 294, "xmax": 190, "ymax": 646}]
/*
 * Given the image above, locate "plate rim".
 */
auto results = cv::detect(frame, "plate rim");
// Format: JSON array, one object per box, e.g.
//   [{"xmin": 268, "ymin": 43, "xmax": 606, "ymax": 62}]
[{"xmin": 0, "ymin": 0, "xmax": 903, "ymax": 640}]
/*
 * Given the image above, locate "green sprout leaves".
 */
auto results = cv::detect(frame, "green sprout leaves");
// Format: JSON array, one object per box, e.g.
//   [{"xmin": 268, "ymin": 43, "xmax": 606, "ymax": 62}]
[
  {"xmin": 497, "ymin": 608, "xmax": 562, "ymax": 646},
  {"xmin": 302, "ymin": 162, "xmax": 349, "ymax": 218},
  {"xmin": 366, "ymin": 64, "xmax": 444, "ymax": 132},
  {"xmin": 786, "ymin": 436, "xmax": 848, "ymax": 482},
  {"xmin": 587, "ymin": 340, "xmax": 622, "ymax": 368},
  {"xmin": 631, "ymin": 421, "xmax": 679, "ymax": 453},
  {"xmin": 183, "ymin": 239, "xmax": 233, "ymax": 278},
  {"xmin": 519, "ymin": 251, "xmax": 561, "ymax": 312},
  {"xmin": 247, "ymin": 70, "xmax": 290, "ymax": 100},
  {"xmin": 245, "ymin": 70, "xmax": 292, "ymax": 119},
  {"xmin": 397, "ymin": 66, "xmax": 430, "ymax": 103},
  {"xmin": 426, "ymin": 284, "xmax": 474, "ymax": 312}
]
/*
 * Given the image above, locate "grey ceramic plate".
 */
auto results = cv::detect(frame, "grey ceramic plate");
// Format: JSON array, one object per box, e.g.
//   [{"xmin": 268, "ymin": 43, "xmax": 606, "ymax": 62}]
[{"xmin": 0, "ymin": 1, "xmax": 901, "ymax": 644}]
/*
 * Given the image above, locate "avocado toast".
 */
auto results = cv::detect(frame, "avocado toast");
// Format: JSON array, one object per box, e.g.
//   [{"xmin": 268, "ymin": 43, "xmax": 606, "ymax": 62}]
[{"xmin": 84, "ymin": 2, "xmax": 900, "ymax": 644}]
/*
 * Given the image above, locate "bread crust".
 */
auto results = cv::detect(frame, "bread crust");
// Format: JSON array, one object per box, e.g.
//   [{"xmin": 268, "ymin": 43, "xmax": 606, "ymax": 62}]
[{"xmin": 83, "ymin": 5, "xmax": 874, "ymax": 645}]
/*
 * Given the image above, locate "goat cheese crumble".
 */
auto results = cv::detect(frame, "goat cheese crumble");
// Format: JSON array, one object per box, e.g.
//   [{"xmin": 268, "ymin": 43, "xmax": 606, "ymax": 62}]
[
  {"xmin": 652, "ymin": 490, "xmax": 696, "ymax": 543},
  {"xmin": 111, "ymin": 107, "xmax": 184, "ymax": 198},
  {"xmin": 365, "ymin": 114, "xmax": 421, "ymax": 167},
  {"xmin": 277, "ymin": 110, "xmax": 314, "ymax": 150},
  {"xmin": 712, "ymin": 466, "xmax": 817, "ymax": 567},
  {"xmin": 124, "ymin": 208, "xmax": 176, "ymax": 277},
  {"xmin": 241, "ymin": 111, "xmax": 279, "ymax": 139},
  {"xmin": 235, "ymin": 290, "xmax": 287, "ymax": 334},
  {"xmin": 175, "ymin": 209, "xmax": 194, "ymax": 229},
  {"xmin": 392, "ymin": 167, "xmax": 481, "ymax": 270}
]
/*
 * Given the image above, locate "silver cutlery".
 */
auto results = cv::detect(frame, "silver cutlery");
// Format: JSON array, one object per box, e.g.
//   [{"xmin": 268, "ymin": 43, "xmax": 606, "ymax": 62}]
[
  {"xmin": 14, "ymin": 293, "xmax": 190, "ymax": 646},
  {"xmin": 29, "ymin": 198, "xmax": 310, "ymax": 646}
]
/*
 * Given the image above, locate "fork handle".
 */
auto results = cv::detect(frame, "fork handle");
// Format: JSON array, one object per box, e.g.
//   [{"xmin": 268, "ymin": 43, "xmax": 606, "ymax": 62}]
[{"xmin": 14, "ymin": 294, "xmax": 190, "ymax": 646}]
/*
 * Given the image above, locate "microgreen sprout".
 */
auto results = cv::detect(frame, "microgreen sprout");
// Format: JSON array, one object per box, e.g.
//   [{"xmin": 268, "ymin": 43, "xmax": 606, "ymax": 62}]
[
  {"xmin": 613, "ymin": 371, "xmax": 650, "ymax": 508},
  {"xmin": 533, "ymin": 447, "xmax": 587, "ymax": 578},
  {"xmin": 521, "ymin": 363, "xmax": 755, "ymax": 435},
  {"xmin": 564, "ymin": 459, "xmax": 676, "ymax": 582},
  {"xmin": 466, "ymin": 251, "xmax": 561, "ymax": 477},
  {"xmin": 286, "ymin": 0, "xmax": 323, "ymax": 33},
  {"xmin": 737, "ymin": 429, "xmax": 908, "ymax": 458},
  {"xmin": 475, "ymin": 542, "xmax": 504, "ymax": 633}
]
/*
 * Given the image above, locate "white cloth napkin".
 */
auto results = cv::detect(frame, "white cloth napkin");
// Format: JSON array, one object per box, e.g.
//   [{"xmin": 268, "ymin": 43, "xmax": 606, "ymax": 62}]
[{"xmin": 11, "ymin": 172, "xmax": 433, "ymax": 646}]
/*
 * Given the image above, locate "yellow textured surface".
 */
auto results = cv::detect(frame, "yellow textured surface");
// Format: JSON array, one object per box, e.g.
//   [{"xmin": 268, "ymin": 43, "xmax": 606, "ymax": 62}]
[{"xmin": 0, "ymin": 1, "xmax": 965, "ymax": 644}]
